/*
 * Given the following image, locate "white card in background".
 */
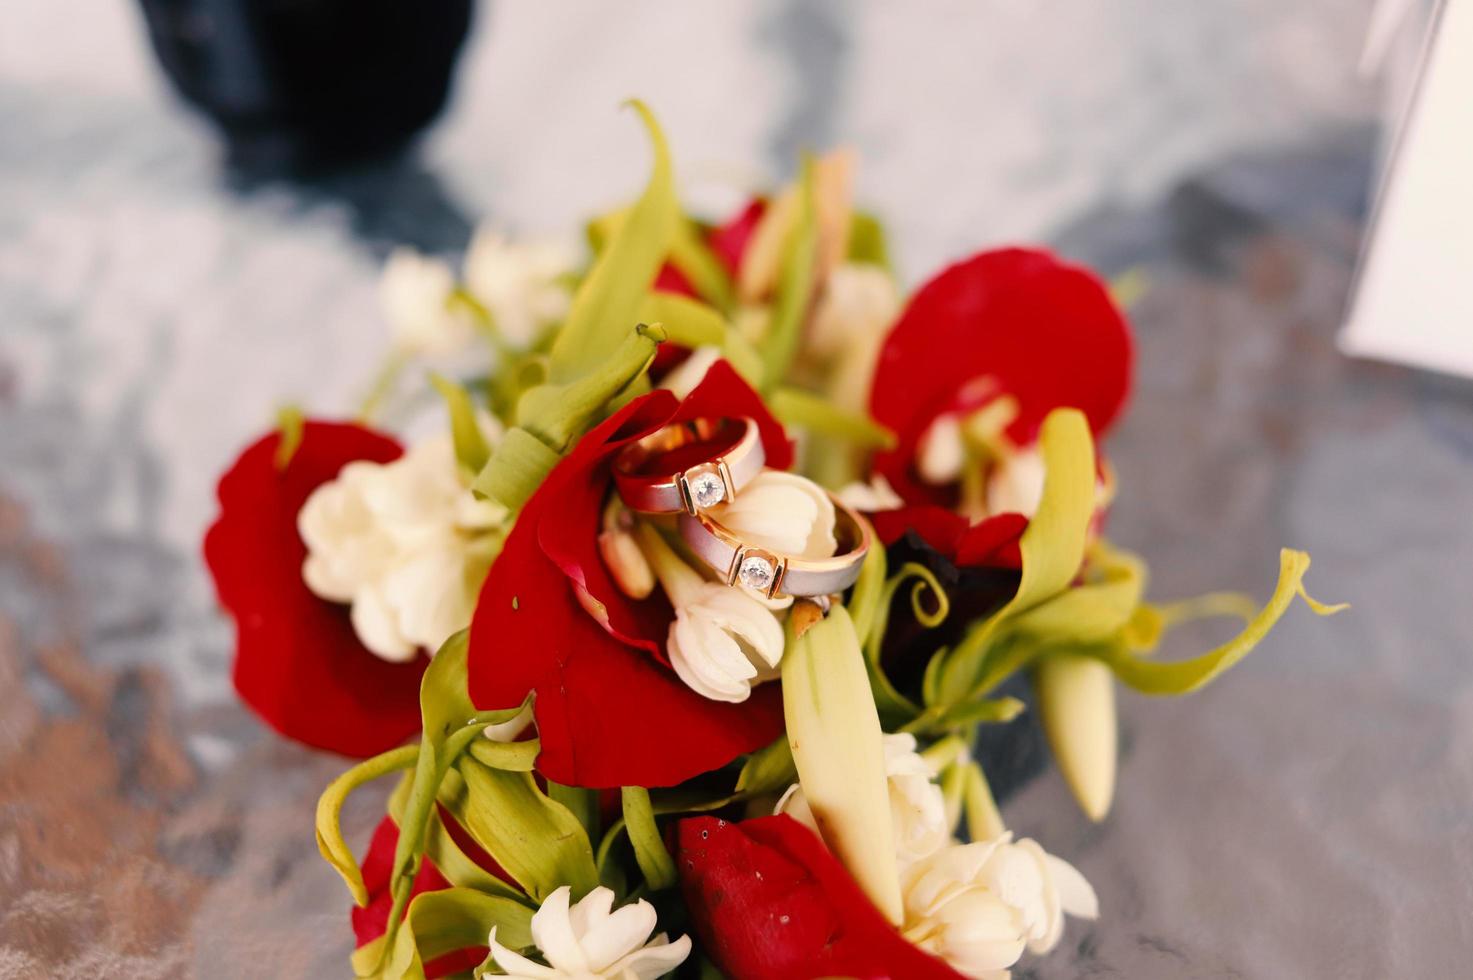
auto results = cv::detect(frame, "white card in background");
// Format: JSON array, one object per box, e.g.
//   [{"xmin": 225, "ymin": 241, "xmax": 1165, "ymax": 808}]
[{"xmin": 1341, "ymin": 0, "xmax": 1473, "ymax": 379}]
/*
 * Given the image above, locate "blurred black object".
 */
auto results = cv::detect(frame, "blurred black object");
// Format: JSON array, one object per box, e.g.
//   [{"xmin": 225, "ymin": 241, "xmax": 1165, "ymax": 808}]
[{"xmin": 138, "ymin": 0, "xmax": 474, "ymax": 172}]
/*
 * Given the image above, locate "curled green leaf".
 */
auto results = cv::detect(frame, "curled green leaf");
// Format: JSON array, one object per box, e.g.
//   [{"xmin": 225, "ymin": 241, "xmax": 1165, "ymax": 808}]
[
  {"xmin": 1095, "ymin": 548, "xmax": 1345, "ymax": 694},
  {"xmin": 621, "ymin": 786, "xmax": 678, "ymax": 891},
  {"xmin": 315, "ymin": 744, "xmax": 418, "ymax": 907}
]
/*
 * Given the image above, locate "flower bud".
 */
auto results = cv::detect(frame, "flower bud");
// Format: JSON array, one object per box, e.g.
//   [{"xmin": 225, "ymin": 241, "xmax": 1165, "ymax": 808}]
[
  {"xmin": 1034, "ymin": 653, "xmax": 1117, "ymax": 822},
  {"xmin": 598, "ymin": 527, "xmax": 655, "ymax": 600},
  {"xmin": 708, "ymin": 470, "xmax": 836, "ymax": 559}
]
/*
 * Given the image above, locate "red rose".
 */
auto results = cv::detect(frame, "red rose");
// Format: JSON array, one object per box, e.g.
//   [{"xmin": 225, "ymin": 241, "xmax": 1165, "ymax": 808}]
[
  {"xmin": 204, "ymin": 421, "xmax": 428, "ymax": 757},
  {"xmin": 351, "ymin": 815, "xmax": 493, "ymax": 978},
  {"xmin": 866, "ymin": 248, "xmax": 1132, "ymax": 567},
  {"xmin": 468, "ymin": 361, "xmax": 792, "ymax": 788},
  {"xmin": 676, "ymin": 815, "xmax": 964, "ymax": 980}
]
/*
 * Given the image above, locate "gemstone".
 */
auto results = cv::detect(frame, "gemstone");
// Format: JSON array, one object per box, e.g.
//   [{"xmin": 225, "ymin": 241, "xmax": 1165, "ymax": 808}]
[
  {"xmin": 688, "ymin": 470, "xmax": 726, "ymax": 509},
  {"xmin": 737, "ymin": 554, "xmax": 776, "ymax": 593}
]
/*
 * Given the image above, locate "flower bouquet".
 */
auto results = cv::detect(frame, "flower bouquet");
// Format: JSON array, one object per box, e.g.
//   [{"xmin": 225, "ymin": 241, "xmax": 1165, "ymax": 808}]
[{"xmin": 205, "ymin": 103, "xmax": 1341, "ymax": 980}]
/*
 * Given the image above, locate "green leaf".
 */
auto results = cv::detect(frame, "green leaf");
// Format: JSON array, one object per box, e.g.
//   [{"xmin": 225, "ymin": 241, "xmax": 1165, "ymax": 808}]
[
  {"xmin": 273, "ymin": 404, "xmax": 306, "ymax": 470},
  {"xmin": 861, "ymin": 562, "xmax": 949, "ymax": 728},
  {"xmin": 314, "ymin": 744, "xmax": 418, "ymax": 907},
  {"xmin": 636, "ymin": 291, "xmax": 763, "ymax": 384},
  {"xmin": 1093, "ymin": 548, "xmax": 1345, "ymax": 694},
  {"xmin": 464, "ymin": 736, "xmax": 541, "ymax": 772},
  {"xmin": 782, "ymin": 605, "xmax": 903, "ymax": 924},
  {"xmin": 1004, "ymin": 542, "xmax": 1145, "ymax": 646},
  {"xmin": 470, "ymin": 427, "xmax": 563, "ymax": 511},
  {"xmin": 621, "ymin": 786, "xmax": 678, "ymax": 891},
  {"xmin": 669, "ymin": 218, "xmax": 736, "ymax": 313},
  {"xmin": 759, "ymin": 156, "xmax": 819, "ymax": 389},
  {"xmin": 429, "ymin": 374, "xmax": 491, "ymax": 474},
  {"xmin": 735, "ymin": 736, "xmax": 797, "ymax": 795},
  {"xmin": 846, "ymin": 211, "xmax": 891, "ymax": 271},
  {"xmin": 446, "ymin": 755, "xmax": 599, "ymax": 903},
  {"xmin": 847, "ymin": 544, "xmax": 888, "ymax": 646},
  {"xmin": 768, "ymin": 386, "xmax": 896, "ymax": 450},
  {"xmin": 548, "ymin": 100, "xmax": 678, "ymax": 381},
  {"xmin": 422, "ymin": 806, "xmax": 529, "ymax": 903},
  {"xmin": 365, "ymin": 887, "xmax": 534, "ymax": 980},
  {"xmin": 962, "ymin": 762, "xmax": 1006, "ymax": 842}
]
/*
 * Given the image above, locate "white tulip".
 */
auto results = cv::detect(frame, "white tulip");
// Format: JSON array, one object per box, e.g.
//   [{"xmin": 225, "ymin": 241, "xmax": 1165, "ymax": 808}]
[
  {"xmin": 489, "ymin": 886, "xmax": 691, "ymax": 980},
  {"xmin": 298, "ymin": 430, "xmax": 507, "ymax": 661},
  {"xmin": 901, "ymin": 834, "xmax": 1098, "ymax": 980},
  {"xmin": 463, "ymin": 227, "xmax": 577, "ymax": 347},
  {"xmin": 634, "ymin": 524, "xmax": 785, "ymax": 703},
  {"xmin": 775, "ymin": 733, "xmax": 950, "ymax": 866},
  {"xmin": 668, "ymin": 582, "xmax": 785, "ymax": 703},
  {"xmin": 380, "ymin": 247, "xmax": 474, "ymax": 357},
  {"xmin": 707, "ymin": 470, "xmax": 836, "ymax": 560}
]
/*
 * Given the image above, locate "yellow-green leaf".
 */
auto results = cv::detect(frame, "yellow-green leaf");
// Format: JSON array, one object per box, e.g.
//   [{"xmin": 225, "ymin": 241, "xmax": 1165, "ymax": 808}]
[
  {"xmin": 735, "ymin": 736, "xmax": 797, "ymax": 795},
  {"xmin": 429, "ymin": 373, "xmax": 491, "ymax": 474},
  {"xmin": 367, "ymin": 887, "xmax": 534, "ymax": 980},
  {"xmin": 768, "ymin": 386, "xmax": 896, "ymax": 450},
  {"xmin": 548, "ymin": 100, "xmax": 677, "ymax": 381},
  {"xmin": 446, "ymin": 756, "xmax": 599, "ymax": 903},
  {"xmin": 621, "ymin": 786, "xmax": 677, "ymax": 891},
  {"xmin": 422, "ymin": 806, "xmax": 529, "ymax": 903},
  {"xmin": 781, "ymin": 605, "xmax": 903, "ymax": 924},
  {"xmin": 962, "ymin": 762, "xmax": 1007, "ymax": 842},
  {"xmin": 760, "ymin": 157, "xmax": 818, "ymax": 389},
  {"xmin": 273, "ymin": 404, "xmax": 306, "ymax": 470},
  {"xmin": 1095, "ymin": 548, "xmax": 1346, "ymax": 694},
  {"xmin": 315, "ymin": 744, "xmax": 418, "ymax": 907},
  {"xmin": 636, "ymin": 291, "xmax": 762, "ymax": 383}
]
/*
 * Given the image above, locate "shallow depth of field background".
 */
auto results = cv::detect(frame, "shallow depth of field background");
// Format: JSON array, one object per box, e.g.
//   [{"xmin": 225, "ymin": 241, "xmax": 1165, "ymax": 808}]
[{"xmin": 3, "ymin": 2, "xmax": 1470, "ymax": 977}]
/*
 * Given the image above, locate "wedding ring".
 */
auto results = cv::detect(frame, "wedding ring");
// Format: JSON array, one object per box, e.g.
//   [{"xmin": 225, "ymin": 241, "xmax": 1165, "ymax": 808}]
[
  {"xmin": 677, "ymin": 491, "xmax": 873, "ymax": 599},
  {"xmin": 614, "ymin": 417, "xmax": 764, "ymax": 515}
]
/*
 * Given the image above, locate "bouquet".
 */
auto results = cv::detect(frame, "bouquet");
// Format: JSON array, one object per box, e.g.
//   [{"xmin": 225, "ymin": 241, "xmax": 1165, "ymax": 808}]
[{"xmin": 204, "ymin": 102, "xmax": 1341, "ymax": 979}]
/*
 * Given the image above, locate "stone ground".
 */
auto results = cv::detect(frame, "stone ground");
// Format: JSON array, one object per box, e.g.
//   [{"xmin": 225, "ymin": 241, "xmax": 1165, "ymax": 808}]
[{"xmin": 4, "ymin": 2, "xmax": 1472, "ymax": 977}]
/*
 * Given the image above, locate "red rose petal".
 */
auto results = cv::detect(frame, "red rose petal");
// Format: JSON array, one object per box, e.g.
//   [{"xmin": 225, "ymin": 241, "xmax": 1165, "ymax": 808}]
[
  {"xmin": 676, "ymin": 815, "xmax": 964, "ymax": 980},
  {"xmin": 469, "ymin": 362, "xmax": 792, "ymax": 788},
  {"xmin": 204, "ymin": 421, "xmax": 428, "ymax": 758}
]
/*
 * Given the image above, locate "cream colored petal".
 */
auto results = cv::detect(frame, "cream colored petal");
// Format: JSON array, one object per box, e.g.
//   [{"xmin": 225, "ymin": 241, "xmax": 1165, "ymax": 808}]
[
  {"xmin": 488, "ymin": 926, "xmax": 562, "ymax": 980},
  {"xmin": 986, "ymin": 446, "xmax": 1047, "ymax": 518},
  {"xmin": 575, "ymin": 899, "xmax": 659, "ymax": 973},
  {"xmin": 656, "ymin": 345, "xmax": 722, "ymax": 399},
  {"xmin": 607, "ymin": 934, "xmax": 693, "ymax": 979},
  {"xmin": 483, "ymin": 703, "xmax": 534, "ymax": 743},
  {"xmin": 1046, "ymin": 853, "xmax": 1099, "ymax": 921},
  {"xmin": 711, "ymin": 471, "xmax": 836, "ymax": 559},
  {"xmin": 350, "ymin": 584, "xmax": 417, "ymax": 662},
  {"xmin": 917, "ymin": 414, "xmax": 966, "ymax": 485},
  {"xmin": 529, "ymin": 886, "xmax": 589, "ymax": 975}
]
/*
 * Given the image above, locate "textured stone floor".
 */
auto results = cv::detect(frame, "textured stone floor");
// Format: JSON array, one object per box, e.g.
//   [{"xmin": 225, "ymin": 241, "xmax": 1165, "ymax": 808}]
[{"xmin": 5, "ymin": 2, "xmax": 1472, "ymax": 977}]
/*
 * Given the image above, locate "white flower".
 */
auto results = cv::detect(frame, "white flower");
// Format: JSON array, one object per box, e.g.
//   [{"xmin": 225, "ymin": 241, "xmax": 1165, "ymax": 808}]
[
  {"xmin": 668, "ymin": 582, "xmax": 785, "ymax": 703},
  {"xmin": 632, "ymin": 522, "xmax": 785, "ymax": 703},
  {"xmin": 808, "ymin": 262, "xmax": 899, "ymax": 360},
  {"xmin": 917, "ymin": 413, "xmax": 966, "ymax": 486},
  {"xmin": 463, "ymin": 227, "xmax": 577, "ymax": 347},
  {"xmin": 836, "ymin": 475, "xmax": 904, "ymax": 513},
  {"xmin": 707, "ymin": 471, "xmax": 836, "ymax": 560},
  {"xmin": 488, "ymin": 885, "xmax": 691, "ymax": 980},
  {"xmin": 776, "ymin": 733, "xmax": 950, "ymax": 866},
  {"xmin": 985, "ymin": 446, "xmax": 1046, "ymax": 519},
  {"xmin": 380, "ymin": 247, "xmax": 474, "ymax": 356},
  {"xmin": 298, "ymin": 429, "xmax": 506, "ymax": 661},
  {"xmin": 901, "ymin": 834, "xmax": 1098, "ymax": 980}
]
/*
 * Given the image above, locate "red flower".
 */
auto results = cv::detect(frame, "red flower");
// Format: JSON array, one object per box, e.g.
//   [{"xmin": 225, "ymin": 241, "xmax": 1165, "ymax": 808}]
[
  {"xmin": 871, "ymin": 247, "xmax": 1131, "ymax": 505},
  {"xmin": 204, "ymin": 421, "xmax": 428, "ymax": 757},
  {"xmin": 866, "ymin": 248, "xmax": 1132, "ymax": 567},
  {"xmin": 676, "ymin": 815, "xmax": 964, "ymax": 980},
  {"xmin": 351, "ymin": 815, "xmax": 491, "ymax": 978},
  {"xmin": 468, "ymin": 361, "xmax": 792, "ymax": 789}
]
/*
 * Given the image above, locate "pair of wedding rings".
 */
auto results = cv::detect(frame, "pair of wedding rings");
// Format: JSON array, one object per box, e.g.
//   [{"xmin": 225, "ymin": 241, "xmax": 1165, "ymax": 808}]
[{"xmin": 612, "ymin": 417, "xmax": 871, "ymax": 600}]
